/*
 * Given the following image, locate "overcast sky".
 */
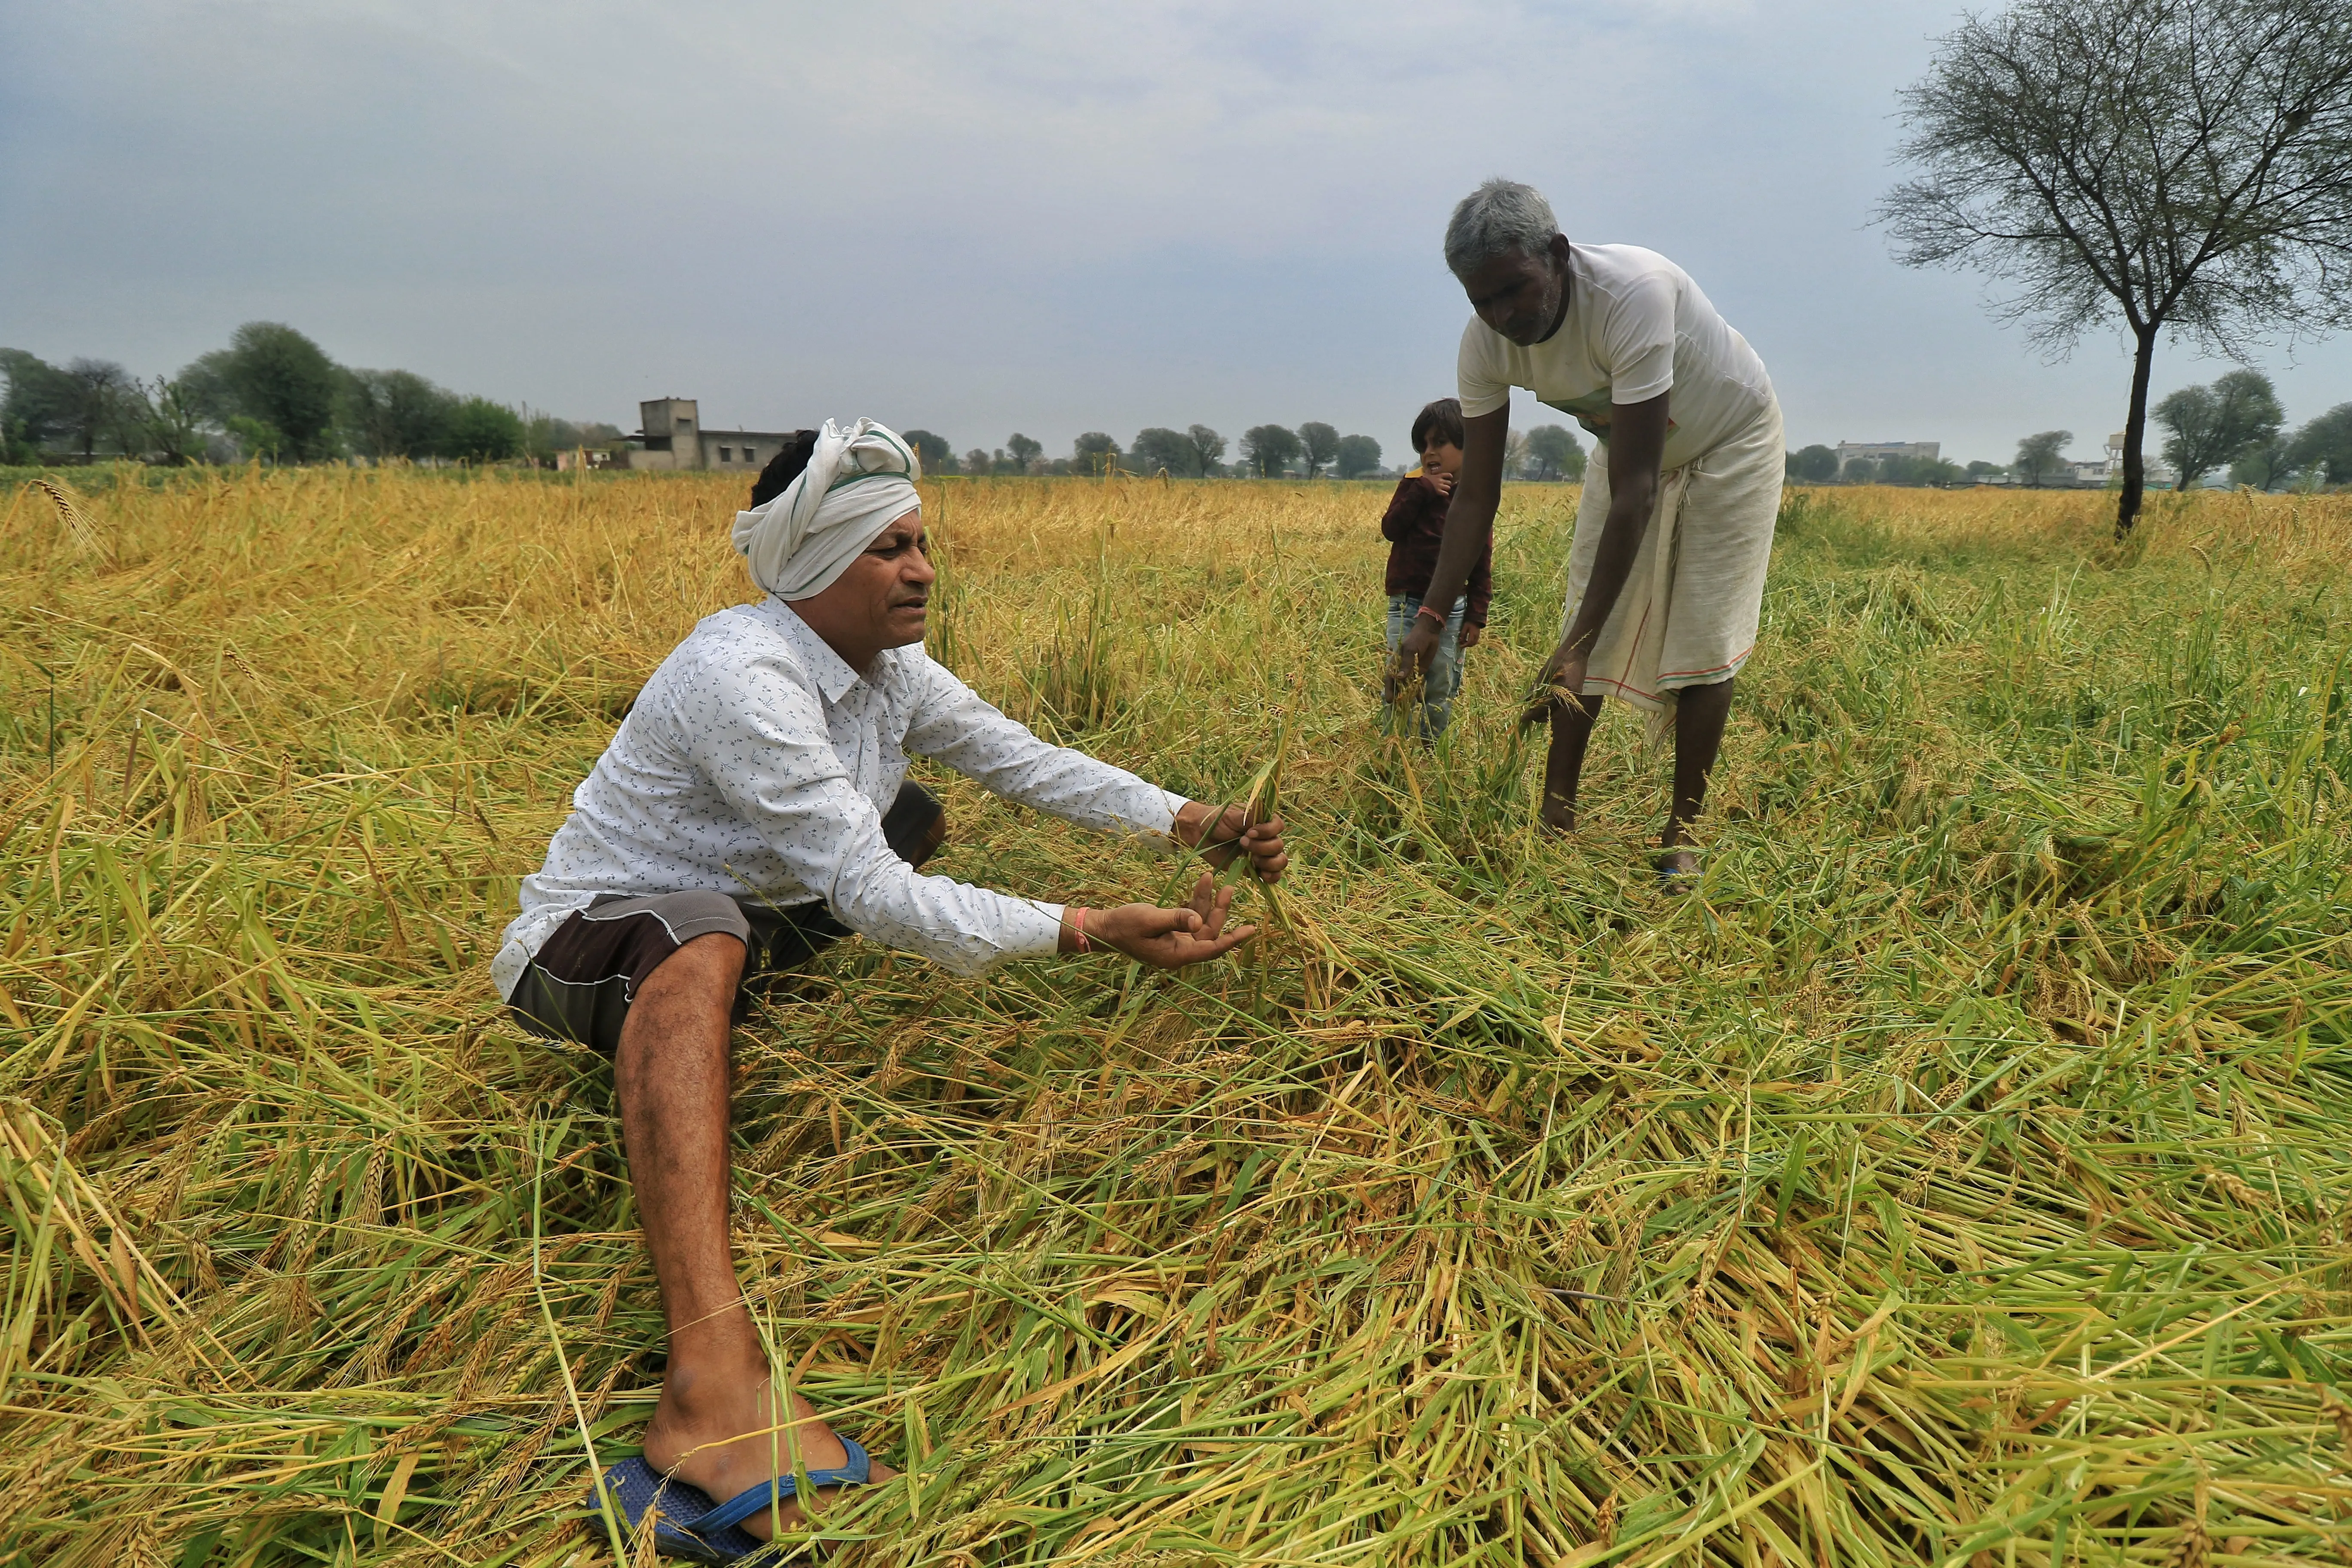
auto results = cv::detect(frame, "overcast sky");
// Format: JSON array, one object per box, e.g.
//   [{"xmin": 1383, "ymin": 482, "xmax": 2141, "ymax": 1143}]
[{"xmin": 6, "ymin": 0, "xmax": 2350, "ymax": 469}]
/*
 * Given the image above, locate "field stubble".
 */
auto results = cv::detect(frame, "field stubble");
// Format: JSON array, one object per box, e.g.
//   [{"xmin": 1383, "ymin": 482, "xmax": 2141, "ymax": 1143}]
[{"xmin": 0, "ymin": 468, "xmax": 2349, "ymax": 1566}]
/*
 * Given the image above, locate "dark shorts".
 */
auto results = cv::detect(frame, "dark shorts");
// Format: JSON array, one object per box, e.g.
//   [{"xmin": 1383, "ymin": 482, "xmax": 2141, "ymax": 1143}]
[{"xmin": 506, "ymin": 782, "xmax": 943, "ymax": 1057}]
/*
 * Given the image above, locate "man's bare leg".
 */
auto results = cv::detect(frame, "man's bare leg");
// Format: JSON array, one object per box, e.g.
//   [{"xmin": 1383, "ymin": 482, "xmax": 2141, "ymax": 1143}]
[
  {"xmin": 620, "ymin": 932, "xmax": 896, "ymax": 1537},
  {"xmin": 1540, "ymin": 690, "xmax": 1602, "ymax": 833},
  {"xmin": 1659, "ymin": 677, "xmax": 1736, "ymax": 878}
]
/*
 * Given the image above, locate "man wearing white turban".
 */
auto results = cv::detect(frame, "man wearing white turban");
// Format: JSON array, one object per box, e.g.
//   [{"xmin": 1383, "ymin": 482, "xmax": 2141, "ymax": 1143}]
[
  {"xmin": 494, "ymin": 420, "xmax": 1289, "ymax": 1556},
  {"xmin": 729, "ymin": 418, "xmax": 929, "ymax": 602}
]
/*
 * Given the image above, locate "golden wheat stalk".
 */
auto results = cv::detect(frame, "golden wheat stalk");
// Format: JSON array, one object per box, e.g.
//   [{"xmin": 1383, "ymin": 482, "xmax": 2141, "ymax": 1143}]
[{"xmin": 38, "ymin": 478, "xmax": 109, "ymax": 560}]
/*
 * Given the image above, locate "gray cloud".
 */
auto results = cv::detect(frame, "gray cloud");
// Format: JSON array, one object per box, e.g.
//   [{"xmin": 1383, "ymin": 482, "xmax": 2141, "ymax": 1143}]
[{"xmin": 5, "ymin": 0, "xmax": 2347, "ymax": 468}]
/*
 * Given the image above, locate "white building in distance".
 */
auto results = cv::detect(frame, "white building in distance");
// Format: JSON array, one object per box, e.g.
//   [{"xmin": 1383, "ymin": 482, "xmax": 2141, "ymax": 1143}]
[
  {"xmin": 2067, "ymin": 432, "xmax": 2175, "ymax": 486},
  {"xmin": 1836, "ymin": 440, "xmax": 1940, "ymax": 466}
]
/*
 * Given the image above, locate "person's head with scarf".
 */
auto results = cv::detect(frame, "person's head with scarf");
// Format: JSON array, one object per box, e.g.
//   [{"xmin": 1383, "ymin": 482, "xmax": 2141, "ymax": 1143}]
[{"xmin": 733, "ymin": 419, "xmax": 931, "ymax": 674}]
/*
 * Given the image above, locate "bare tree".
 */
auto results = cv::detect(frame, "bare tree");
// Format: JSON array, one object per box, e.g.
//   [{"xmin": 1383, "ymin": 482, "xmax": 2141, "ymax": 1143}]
[
  {"xmin": 1879, "ymin": 0, "xmax": 2352, "ymax": 533},
  {"xmin": 133, "ymin": 376, "xmax": 208, "ymax": 466}
]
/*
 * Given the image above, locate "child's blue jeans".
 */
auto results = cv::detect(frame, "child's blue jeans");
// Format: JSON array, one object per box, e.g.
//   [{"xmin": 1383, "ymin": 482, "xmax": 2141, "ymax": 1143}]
[{"xmin": 1383, "ymin": 594, "xmax": 1468, "ymax": 738}]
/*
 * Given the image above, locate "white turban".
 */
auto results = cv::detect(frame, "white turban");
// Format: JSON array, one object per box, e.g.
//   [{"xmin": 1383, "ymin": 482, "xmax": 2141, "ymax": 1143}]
[{"xmin": 731, "ymin": 418, "xmax": 922, "ymax": 600}]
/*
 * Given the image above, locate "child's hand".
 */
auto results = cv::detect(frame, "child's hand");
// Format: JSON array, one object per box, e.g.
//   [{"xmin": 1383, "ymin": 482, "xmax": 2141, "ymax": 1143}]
[
  {"xmin": 1424, "ymin": 469, "xmax": 1456, "ymax": 498},
  {"xmin": 1459, "ymin": 624, "xmax": 1482, "ymax": 649}
]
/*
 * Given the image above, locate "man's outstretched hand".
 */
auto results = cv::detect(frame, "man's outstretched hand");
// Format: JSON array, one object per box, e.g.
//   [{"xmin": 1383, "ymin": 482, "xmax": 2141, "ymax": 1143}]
[
  {"xmin": 1057, "ymin": 803, "xmax": 1286, "ymax": 967},
  {"xmin": 1388, "ymin": 619, "xmax": 1440, "ymax": 701},
  {"xmin": 1521, "ymin": 644, "xmax": 1591, "ymax": 729},
  {"xmin": 1065, "ymin": 874, "xmax": 1258, "ymax": 969},
  {"xmin": 1383, "ymin": 620, "xmax": 1439, "ymax": 682},
  {"xmin": 1173, "ymin": 802, "xmax": 1289, "ymax": 883}
]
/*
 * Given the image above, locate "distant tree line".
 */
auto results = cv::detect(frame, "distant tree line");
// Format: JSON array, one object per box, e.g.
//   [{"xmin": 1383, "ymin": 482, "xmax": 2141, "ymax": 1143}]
[
  {"xmin": 0, "ymin": 323, "xmax": 615, "ymax": 468},
  {"xmin": 1990, "ymin": 375, "xmax": 2352, "ymax": 492},
  {"xmin": 1785, "ymin": 445, "xmax": 1976, "ymax": 486},
  {"xmin": 897, "ymin": 420, "xmax": 1586, "ymax": 481},
  {"xmin": 1785, "ymin": 436, "xmax": 2094, "ymax": 489},
  {"xmin": 1782, "ymin": 367, "xmax": 2352, "ymax": 492},
  {"xmin": 895, "ymin": 423, "xmax": 1378, "ymax": 479},
  {"xmin": 1785, "ymin": 434, "xmax": 2088, "ymax": 488},
  {"xmin": 0, "ymin": 326, "xmax": 1637, "ymax": 491},
  {"xmin": 2152, "ymin": 369, "xmax": 2352, "ymax": 491}
]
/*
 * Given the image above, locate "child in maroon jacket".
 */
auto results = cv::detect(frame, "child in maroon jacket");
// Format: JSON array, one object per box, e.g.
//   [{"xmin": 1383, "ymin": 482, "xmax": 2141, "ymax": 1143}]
[{"xmin": 1381, "ymin": 398, "xmax": 1493, "ymax": 737}]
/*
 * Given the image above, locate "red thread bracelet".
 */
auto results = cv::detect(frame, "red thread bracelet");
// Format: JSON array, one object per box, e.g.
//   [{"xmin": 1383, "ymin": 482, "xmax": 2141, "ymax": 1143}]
[
  {"xmin": 1069, "ymin": 907, "xmax": 1090, "ymax": 953},
  {"xmin": 1415, "ymin": 604, "xmax": 1446, "ymax": 626}
]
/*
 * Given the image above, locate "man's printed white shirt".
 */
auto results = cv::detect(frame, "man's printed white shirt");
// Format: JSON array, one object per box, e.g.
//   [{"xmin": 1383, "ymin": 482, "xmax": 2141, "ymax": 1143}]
[{"xmin": 493, "ymin": 596, "xmax": 1185, "ymax": 996}]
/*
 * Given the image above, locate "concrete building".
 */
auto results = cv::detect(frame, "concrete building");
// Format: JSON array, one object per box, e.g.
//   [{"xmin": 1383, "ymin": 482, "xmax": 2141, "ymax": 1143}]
[
  {"xmin": 1835, "ymin": 440, "xmax": 1940, "ymax": 467},
  {"xmin": 2059, "ymin": 433, "xmax": 2174, "ymax": 487},
  {"xmin": 618, "ymin": 398, "xmax": 799, "ymax": 474}
]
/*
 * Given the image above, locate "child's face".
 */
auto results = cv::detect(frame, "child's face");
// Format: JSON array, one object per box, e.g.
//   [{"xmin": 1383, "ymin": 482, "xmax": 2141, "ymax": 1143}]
[{"xmin": 1422, "ymin": 440, "xmax": 1463, "ymax": 479}]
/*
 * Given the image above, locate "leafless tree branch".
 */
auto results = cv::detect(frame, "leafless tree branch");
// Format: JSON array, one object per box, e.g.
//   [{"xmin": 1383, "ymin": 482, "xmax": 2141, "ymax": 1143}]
[{"xmin": 1878, "ymin": 0, "xmax": 2352, "ymax": 532}]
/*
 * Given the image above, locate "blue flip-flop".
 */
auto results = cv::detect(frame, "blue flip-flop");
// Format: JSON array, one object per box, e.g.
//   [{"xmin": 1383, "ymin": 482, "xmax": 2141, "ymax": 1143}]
[
  {"xmin": 1655, "ymin": 850, "xmax": 1701, "ymax": 895},
  {"xmin": 587, "ymin": 1438, "xmax": 873, "ymax": 1563}
]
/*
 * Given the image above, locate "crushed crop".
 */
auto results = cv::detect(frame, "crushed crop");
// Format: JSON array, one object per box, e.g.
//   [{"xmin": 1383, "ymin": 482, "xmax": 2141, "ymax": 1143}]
[{"xmin": 1, "ymin": 467, "xmax": 2349, "ymax": 1565}]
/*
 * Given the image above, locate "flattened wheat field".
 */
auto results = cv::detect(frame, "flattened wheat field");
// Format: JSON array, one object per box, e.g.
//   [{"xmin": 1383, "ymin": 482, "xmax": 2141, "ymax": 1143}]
[{"xmin": 3, "ymin": 468, "xmax": 2351, "ymax": 1567}]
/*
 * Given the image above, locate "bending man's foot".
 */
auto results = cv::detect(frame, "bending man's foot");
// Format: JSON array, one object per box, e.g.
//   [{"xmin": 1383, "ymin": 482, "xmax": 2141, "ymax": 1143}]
[
  {"xmin": 642, "ymin": 1363, "xmax": 898, "ymax": 1540},
  {"xmin": 1539, "ymin": 793, "xmax": 1577, "ymax": 835},
  {"xmin": 1656, "ymin": 844, "xmax": 1699, "ymax": 891}
]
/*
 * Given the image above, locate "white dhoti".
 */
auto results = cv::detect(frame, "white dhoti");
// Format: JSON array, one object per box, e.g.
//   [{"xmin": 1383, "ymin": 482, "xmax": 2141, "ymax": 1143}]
[{"xmin": 1562, "ymin": 395, "xmax": 1783, "ymax": 734}]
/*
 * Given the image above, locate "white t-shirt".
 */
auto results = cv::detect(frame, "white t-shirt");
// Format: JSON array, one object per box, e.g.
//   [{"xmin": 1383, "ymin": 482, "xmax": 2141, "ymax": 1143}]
[{"xmin": 1458, "ymin": 243, "xmax": 1773, "ymax": 472}]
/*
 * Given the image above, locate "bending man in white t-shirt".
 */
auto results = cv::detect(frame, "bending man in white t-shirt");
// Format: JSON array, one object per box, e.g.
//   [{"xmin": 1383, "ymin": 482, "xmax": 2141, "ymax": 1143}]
[{"xmin": 1394, "ymin": 179, "xmax": 1783, "ymax": 888}]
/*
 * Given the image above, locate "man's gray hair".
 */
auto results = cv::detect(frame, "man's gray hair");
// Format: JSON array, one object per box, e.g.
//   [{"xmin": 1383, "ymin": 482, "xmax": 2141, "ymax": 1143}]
[{"xmin": 1443, "ymin": 179, "xmax": 1559, "ymax": 278}]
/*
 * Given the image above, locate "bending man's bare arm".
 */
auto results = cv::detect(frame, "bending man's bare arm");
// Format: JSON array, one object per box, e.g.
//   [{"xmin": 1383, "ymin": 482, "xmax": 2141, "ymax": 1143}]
[{"xmin": 1529, "ymin": 393, "xmax": 1669, "ymax": 711}]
